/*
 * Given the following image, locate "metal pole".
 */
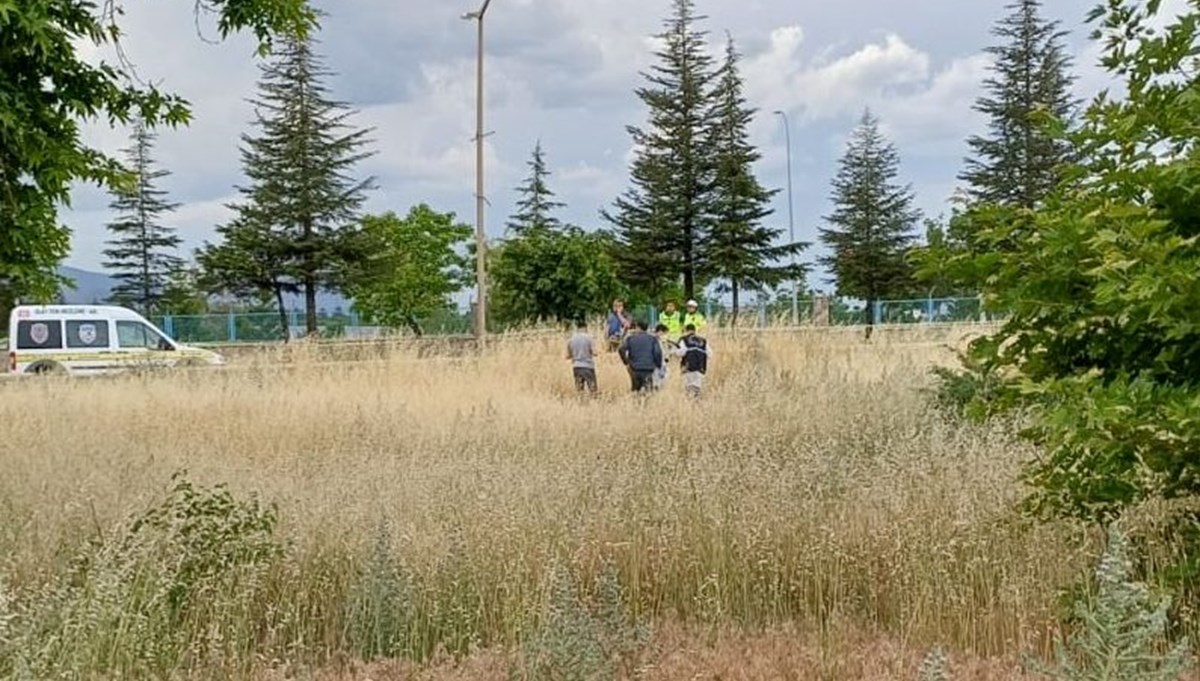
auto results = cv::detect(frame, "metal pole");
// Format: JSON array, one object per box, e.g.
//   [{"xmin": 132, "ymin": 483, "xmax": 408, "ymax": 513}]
[
  {"xmin": 464, "ymin": 0, "xmax": 492, "ymax": 343},
  {"xmin": 774, "ymin": 110, "xmax": 797, "ymax": 326}
]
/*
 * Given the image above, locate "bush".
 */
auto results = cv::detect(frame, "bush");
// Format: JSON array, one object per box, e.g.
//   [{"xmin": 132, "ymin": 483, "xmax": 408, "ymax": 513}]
[
  {"xmin": 1034, "ymin": 525, "xmax": 1194, "ymax": 681},
  {"xmin": 943, "ymin": 0, "xmax": 1200, "ymax": 605},
  {"xmin": 516, "ymin": 564, "xmax": 649, "ymax": 681},
  {"xmin": 0, "ymin": 472, "xmax": 281, "ymax": 679},
  {"xmin": 345, "ymin": 519, "xmax": 415, "ymax": 661}
]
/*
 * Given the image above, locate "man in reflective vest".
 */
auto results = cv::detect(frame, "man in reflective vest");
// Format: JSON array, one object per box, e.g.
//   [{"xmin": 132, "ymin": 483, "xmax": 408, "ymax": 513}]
[
  {"xmin": 682, "ymin": 299, "xmax": 706, "ymax": 334},
  {"xmin": 657, "ymin": 301, "xmax": 684, "ymax": 343},
  {"xmin": 676, "ymin": 323, "xmax": 710, "ymax": 398}
]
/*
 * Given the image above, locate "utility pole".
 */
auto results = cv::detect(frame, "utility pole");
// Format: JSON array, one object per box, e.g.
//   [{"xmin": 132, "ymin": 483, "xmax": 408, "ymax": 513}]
[
  {"xmin": 773, "ymin": 110, "xmax": 798, "ymax": 326},
  {"xmin": 463, "ymin": 0, "xmax": 493, "ymax": 342}
]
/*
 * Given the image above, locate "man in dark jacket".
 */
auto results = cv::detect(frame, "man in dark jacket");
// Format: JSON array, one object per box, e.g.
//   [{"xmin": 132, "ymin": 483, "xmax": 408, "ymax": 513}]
[
  {"xmin": 677, "ymin": 324, "xmax": 710, "ymax": 398},
  {"xmin": 617, "ymin": 319, "xmax": 662, "ymax": 393}
]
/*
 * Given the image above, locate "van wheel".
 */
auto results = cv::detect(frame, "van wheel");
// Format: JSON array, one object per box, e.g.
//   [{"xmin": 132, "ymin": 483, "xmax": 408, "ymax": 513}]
[{"xmin": 28, "ymin": 362, "xmax": 65, "ymax": 376}]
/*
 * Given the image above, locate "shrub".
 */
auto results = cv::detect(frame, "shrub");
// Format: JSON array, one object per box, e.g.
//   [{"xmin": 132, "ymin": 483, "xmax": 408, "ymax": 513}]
[
  {"xmin": 916, "ymin": 646, "xmax": 949, "ymax": 681},
  {"xmin": 516, "ymin": 564, "xmax": 649, "ymax": 681},
  {"xmin": 942, "ymin": 0, "xmax": 1200, "ymax": 607},
  {"xmin": 345, "ymin": 519, "xmax": 414, "ymax": 661},
  {"xmin": 0, "ymin": 472, "xmax": 281, "ymax": 679},
  {"xmin": 1034, "ymin": 525, "xmax": 1194, "ymax": 681}
]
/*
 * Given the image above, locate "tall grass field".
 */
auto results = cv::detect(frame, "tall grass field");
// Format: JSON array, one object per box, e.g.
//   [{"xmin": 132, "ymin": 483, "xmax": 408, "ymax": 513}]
[{"xmin": 0, "ymin": 326, "xmax": 1181, "ymax": 679}]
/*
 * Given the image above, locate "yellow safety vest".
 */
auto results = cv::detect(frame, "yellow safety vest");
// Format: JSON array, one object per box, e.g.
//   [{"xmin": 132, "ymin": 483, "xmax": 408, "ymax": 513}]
[{"xmin": 658, "ymin": 311, "xmax": 684, "ymax": 341}]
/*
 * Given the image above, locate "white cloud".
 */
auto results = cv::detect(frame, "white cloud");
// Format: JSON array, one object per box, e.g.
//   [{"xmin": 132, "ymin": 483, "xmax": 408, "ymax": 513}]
[
  {"xmin": 61, "ymin": 0, "xmax": 1117, "ymax": 272},
  {"xmin": 743, "ymin": 25, "xmax": 992, "ymax": 154}
]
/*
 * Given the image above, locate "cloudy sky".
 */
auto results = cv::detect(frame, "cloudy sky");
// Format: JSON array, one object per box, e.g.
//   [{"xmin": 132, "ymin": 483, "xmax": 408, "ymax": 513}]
[{"xmin": 63, "ymin": 0, "xmax": 1162, "ymax": 290}]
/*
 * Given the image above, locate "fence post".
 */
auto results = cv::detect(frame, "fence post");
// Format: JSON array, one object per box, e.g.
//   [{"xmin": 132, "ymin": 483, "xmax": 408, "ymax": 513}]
[
  {"xmin": 162, "ymin": 315, "xmax": 174, "ymax": 338},
  {"xmin": 926, "ymin": 295, "xmax": 935, "ymax": 322},
  {"xmin": 872, "ymin": 300, "xmax": 882, "ymax": 325},
  {"xmin": 228, "ymin": 311, "xmax": 237, "ymax": 343}
]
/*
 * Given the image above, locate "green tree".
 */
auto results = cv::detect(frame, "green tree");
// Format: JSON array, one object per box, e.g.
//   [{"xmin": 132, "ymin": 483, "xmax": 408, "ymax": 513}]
[
  {"xmin": 604, "ymin": 0, "xmax": 717, "ymax": 301},
  {"xmin": 914, "ymin": 1, "xmax": 1076, "ymax": 298},
  {"xmin": 159, "ymin": 264, "xmax": 209, "ymax": 315},
  {"xmin": 491, "ymin": 143, "xmax": 624, "ymax": 326},
  {"xmin": 961, "ymin": 0, "xmax": 1076, "ymax": 209},
  {"xmin": 101, "ymin": 120, "xmax": 183, "ymax": 314},
  {"xmin": 506, "ymin": 142, "xmax": 564, "ymax": 236},
  {"xmin": 705, "ymin": 36, "xmax": 807, "ymax": 324},
  {"xmin": 197, "ymin": 214, "xmax": 295, "ymax": 335},
  {"xmin": 346, "ymin": 206, "xmax": 471, "ymax": 337},
  {"xmin": 820, "ymin": 110, "xmax": 920, "ymax": 325},
  {"xmin": 216, "ymin": 34, "xmax": 375, "ymax": 336},
  {"xmin": 909, "ymin": 209, "xmax": 982, "ymax": 298},
  {"xmin": 952, "ymin": 0, "xmax": 1200, "ymax": 556},
  {"xmin": 0, "ymin": 0, "xmax": 313, "ymax": 308},
  {"xmin": 490, "ymin": 228, "xmax": 625, "ymax": 327}
]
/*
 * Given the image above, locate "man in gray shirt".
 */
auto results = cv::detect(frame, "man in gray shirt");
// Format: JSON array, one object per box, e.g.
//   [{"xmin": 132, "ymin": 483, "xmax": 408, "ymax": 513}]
[{"xmin": 566, "ymin": 320, "xmax": 598, "ymax": 394}]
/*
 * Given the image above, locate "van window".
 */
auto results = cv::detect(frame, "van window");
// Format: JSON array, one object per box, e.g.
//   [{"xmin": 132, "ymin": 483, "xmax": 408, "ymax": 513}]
[
  {"xmin": 66, "ymin": 320, "xmax": 110, "ymax": 349},
  {"xmin": 116, "ymin": 321, "xmax": 173, "ymax": 350},
  {"xmin": 16, "ymin": 320, "xmax": 63, "ymax": 350}
]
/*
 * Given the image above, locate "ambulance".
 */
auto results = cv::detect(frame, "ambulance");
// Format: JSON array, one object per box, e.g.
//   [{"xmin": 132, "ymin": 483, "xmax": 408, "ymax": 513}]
[{"xmin": 5, "ymin": 305, "xmax": 224, "ymax": 376}]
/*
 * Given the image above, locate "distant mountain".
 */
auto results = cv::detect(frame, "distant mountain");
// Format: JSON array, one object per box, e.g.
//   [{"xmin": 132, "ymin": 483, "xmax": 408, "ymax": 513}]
[
  {"xmin": 58, "ymin": 266, "xmax": 116, "ymax": 305},
  {"xmin": 56, "ymin": 266, "xmax": 353, "ymax": 313}
]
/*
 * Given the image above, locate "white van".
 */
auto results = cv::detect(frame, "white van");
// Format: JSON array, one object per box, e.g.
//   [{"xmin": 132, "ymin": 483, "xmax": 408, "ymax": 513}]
[{"xmin": 6, "ymin": 305, "xmax": 224, "ymax": 376}]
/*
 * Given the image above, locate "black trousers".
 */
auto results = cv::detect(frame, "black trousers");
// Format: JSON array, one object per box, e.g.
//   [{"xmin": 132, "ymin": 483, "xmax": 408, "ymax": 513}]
[
  {"xmin": 629, "ymin": 369, "xmax": 655, "ymax": 392},
  {"xmin": 573, "ymin": 367, "xmax": 598, "ymax": 393}
]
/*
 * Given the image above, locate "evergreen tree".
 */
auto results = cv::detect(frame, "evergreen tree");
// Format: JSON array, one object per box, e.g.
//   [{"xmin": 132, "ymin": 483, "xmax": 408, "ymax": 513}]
[
  {"xmin": 101, "ymin": 120, "xmax": 183, "ymax": 314},
  {"xmin": 198, "ymin": 213, "xmax": 297, "ymax": 336},
  {"xmin": 159, "ymin": 264, "xmax": 210, "ymax": 315},
  {"xmin": 705, "ymin": 36, "xmax": 807, "ymax": 324},
  {"xmin": 494, "ymin": 143, "xmax": 623, "ymax": 324},
  {"xmin": 820, "ymin": 110, "xmax": 920, "ymax": 326},
  {"xmin": 207, "ymin": 34, "xmax": 374, "ymax": 335},
  {"xmin": 961, "ymin": 0, "xmax": 1075, "ymax": 208},
  {"xmin": 603, "ymin": 0, "xmax": 718, "ymax": 301},
  {"xmin": 0, "ymin": 0, "xmax": 312, "ymax": 313},
  {"xmin": 506, "ymin": 142, "xmax": 565, "ymax": 236}
]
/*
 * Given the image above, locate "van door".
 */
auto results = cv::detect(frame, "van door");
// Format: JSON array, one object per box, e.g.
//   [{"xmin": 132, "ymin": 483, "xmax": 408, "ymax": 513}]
[
  {"xmin": 115, "ymin": 320, "xmax": 177, "ymax": 369},
  {"xmin": 63, "ymin": 319, "xmax": 116, "ymax": 374}
]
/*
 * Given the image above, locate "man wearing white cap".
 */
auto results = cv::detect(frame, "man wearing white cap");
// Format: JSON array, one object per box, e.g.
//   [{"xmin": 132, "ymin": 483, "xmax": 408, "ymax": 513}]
[{"xmin": 682, "ymin": 299, "xmax": 706, "ymax": 333}]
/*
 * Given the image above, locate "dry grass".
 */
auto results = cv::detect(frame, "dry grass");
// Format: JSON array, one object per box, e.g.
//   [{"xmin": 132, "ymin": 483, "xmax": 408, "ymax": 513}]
[
  {"xmin": 0, "ymin": 324, "xmax": 1096, "ymax": 678},
  {"xmin": 284, "ymin": 624, "xmax": 1040, "ymax": 681}
]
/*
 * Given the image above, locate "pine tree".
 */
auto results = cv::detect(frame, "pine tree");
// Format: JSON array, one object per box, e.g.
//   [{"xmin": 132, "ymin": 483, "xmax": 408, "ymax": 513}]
[
  {"xmin": 961, "ymin": 0, "xmax": 1075, "ymax": 208},
  {"xmin": 705, "ymin": 36, "xmax": 807, "ymax": 324},
  {"xmin": 603, "ymin": 0, "xmax": 718, "ymax": 301},
  {"xmin": 208, "ymin": 34, "xmax": 374, "ymax": 335},
  {"xmin": 198, "ymin": 212, "xmax": 297, "ymax": 336},
  {"xmin": 820, "ymin": 110, "xmax": 920, "ymax": 326},
  {"xmin": 101, "ymin": 120, "xmax": 183, "ymax": 314},
  {"xmin": 494, "ymin": 143, "xmax": 623, "ymax": 324},
  {"xmin": 506, "ymin": 142, "xmax": 565, "ymax": 236}
]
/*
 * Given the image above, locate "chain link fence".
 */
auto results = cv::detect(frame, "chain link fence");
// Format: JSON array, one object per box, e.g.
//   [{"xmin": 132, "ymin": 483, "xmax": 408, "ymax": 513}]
[{"xmin": 153, "ymin": 297, "xmax": 993, "ymax": 345}]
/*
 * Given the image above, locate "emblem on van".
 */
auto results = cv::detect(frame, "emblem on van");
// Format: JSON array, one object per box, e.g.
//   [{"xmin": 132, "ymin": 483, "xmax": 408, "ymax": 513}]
[
  {"xmin": 78, "ymin": 324, "xmax": 97, "ymax": 345},
  {"xmin": 30, "ymin": 323, "xmax": 49, "ymax": 345}
]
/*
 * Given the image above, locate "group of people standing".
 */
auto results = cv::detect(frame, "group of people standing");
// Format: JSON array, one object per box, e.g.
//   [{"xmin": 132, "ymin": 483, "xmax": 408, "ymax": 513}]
[{"xmin": 566, "ymin": 298, "xmax": 712, "ymax": 398}]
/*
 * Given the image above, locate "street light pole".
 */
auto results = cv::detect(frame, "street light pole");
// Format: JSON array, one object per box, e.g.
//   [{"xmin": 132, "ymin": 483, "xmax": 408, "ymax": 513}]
[
  {"xmin": 773, "ymin": 110, "xmax": 798, "ymax": 326},
  {"xmin": 463, "ymin": 0, "xmax": 492, "ymax": 343}
]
